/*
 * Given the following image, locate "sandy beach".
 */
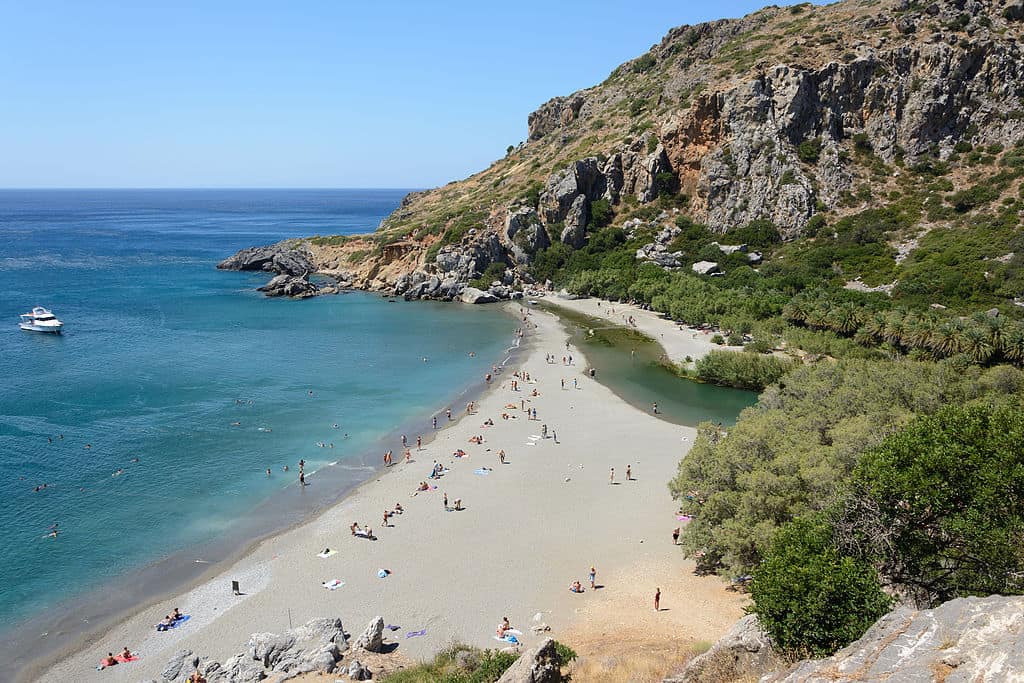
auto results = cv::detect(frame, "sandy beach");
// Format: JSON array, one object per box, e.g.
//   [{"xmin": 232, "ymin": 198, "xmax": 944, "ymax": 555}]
[
  {"xmin": 37, "ymin": 303, "xmax": 745, "ymax": 682},
  {"xmin": 542, "ymin": 296, "xmax": 742, "ymax": 365}
]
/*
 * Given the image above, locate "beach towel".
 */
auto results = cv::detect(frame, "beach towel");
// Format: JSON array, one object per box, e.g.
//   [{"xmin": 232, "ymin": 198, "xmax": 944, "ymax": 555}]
[
  {"xmin": 493, "ymin": 634, "xmax": 520, "ymax": 644},
  {"xmin": 473, "ymin": 468, "xmax": 491, "ymax": 475},
  {"xmin": 386, "ymin": 624, "xmax": 401, "ymax": 631},
  {"xmin": 322, "ymin": 579, "xmax": 344, "ymax": 590},
  {"xmin": 317, "ymin": 549, "xmax": 337, "ymax": 558},
  {"xmin": 159, "ymin": 614, "xmax": 191, "ymax": 630},
  {"xmin": 99, "ymin": 654, "xmax": 139, "ymax": 669},
  {"xmin": 377, "ymin": 568, "xmax": 390, "ymax": 578},
  {"xmin": 406, "ymin": 629, "xmax": 427, "ymax": 638}
]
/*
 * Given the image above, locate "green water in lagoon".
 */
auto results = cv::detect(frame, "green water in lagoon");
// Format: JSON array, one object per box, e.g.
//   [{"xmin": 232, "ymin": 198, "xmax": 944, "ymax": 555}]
[{"xmin": 549, "ymin": 305, "xmax": 759, "ymax": 426}]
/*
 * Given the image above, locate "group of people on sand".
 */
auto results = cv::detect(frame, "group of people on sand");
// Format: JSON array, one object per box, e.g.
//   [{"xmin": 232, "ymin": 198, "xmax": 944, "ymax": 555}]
[
  {"xmin": 350, "ymin": 522, "xmax": 375, "ymax": 539},
  {"xmin": 383, "ymin": 502, "xmax": 403, "ymax": 526},
  {"xmin": 569, "ymin": 567, "xmax": 598, "ymax": 593},
  {"xmin": 99, "ymin": 647, "xmax": 134, "ymax": 668},
  {"xmin": 155, "ymin": 607, "xmax": 185, "ymax": 631}
]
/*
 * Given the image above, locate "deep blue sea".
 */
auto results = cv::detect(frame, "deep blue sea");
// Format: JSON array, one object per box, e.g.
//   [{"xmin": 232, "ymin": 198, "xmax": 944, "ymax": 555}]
[{"xmin": 0, "ymin": 190, "xmax": 518, "ymax": 630}]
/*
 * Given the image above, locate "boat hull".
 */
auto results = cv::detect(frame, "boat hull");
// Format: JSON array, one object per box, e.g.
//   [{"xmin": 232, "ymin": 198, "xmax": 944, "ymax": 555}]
[{"xmin": 19, "ymin": 322, "xmax": 62, "ymax": 333}]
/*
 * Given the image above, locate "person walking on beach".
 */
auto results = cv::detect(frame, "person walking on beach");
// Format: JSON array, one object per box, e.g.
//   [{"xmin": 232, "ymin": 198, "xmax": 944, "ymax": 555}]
[
  {"xmin": 443, "ymin": 492, "xmax": 449, "ymax": 510},
  {"xmin": 589, "ymin": 566, "xmax": 596, "ymax": 589},
  {"xmin": 299, "ymin": 471, "xmax": 306, "ymax": 486},
  {"xmin": 652, "ymin": 402, "xmax": 659, "ymax": 414},
  {"xmin": 609, "ymin": 467, "xmax": 615, "ymax": 484},
  {"xmin": 654, "ymin": 587, "xmax": 661, "ymax": 611},
  {"xmin": 405, "ymin": 449, "xmax": 412, "ymax": 463},
  {"xmin": 498, "ymin": 449, "xmax": 506, "ymax": 464},
  {"xmin": 672, "ymin": 527, "xmax": 680, "ymax": 545},
  {"xmin": 402, "ymin": 434, "xmax": 407, "ymax": 448},
  {"xmin": 433, "ymin": 416, "xmax": 437, "ymax": 430},
  {"xmin": 417, "ymin": 435, "xmax": 422, "ymax": 450},
  {"xmin": 446, "ymin": 408, "xmax": 452, "ymax": 421},
  {"xmin": 626, "ymin": 464, "xmax": 632, "ymax": 481}
]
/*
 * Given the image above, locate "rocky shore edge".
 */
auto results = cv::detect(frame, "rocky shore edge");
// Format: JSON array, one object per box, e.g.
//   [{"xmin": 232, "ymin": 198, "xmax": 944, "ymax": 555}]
[{"xmin": 217, "ymin": 239, "xmax": 544, "ymax": 304}]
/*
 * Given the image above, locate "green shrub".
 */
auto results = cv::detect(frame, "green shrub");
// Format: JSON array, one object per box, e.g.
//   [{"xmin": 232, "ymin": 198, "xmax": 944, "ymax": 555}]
[
  {"xmin": 840, "ymin": 403, "xmax": 1024, "ymax": 606},
  {"xmin": 471, "ymin": 262, "xmax": 507, "ymax": 289},
  {"xmin": 798, "ymin": 137, "xmax": 822, "ymax": 163},
  {"xmin": 751, "ymin": 516, "xmax": 891, "ymax": 657},
  {"xmin": 631, "ymin": 53, "xmax": 657, "ymax": 73},
  {"xmin": 694, "ymin": 349, "xmax": 797, "ymax": 390},
  {"xmin": 711, "ymin": 334, "xmax": 725, "ymax": 345},
  {"xmin": 590, "ymin": 198, "xmax": 612, "ymax": 228}
]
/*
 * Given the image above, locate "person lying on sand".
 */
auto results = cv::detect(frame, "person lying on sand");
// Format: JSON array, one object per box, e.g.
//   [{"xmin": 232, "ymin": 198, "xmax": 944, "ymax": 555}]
[
  {"xmin": 570, "ymin": 580, "xmax": 584, "ymax": 593},
  {"xmin": 393, "ymin": 503, "xmax": 403, "ymax": 514},
  {"xmin": 453, "ymin": 449, "xmax": 467, "ymax": 458},
  {"xmin": 482, "ymin": 418, "xmax": 494, "ymax": 426},
  {"xmin": 156, "ymin": 615, "xmax": 174, "ymax": 631},
  {"xmin": 101, "ymin": 653, "xmax": 118, "ymax": 668},
  {"xmin": 414, "ymin": 481, "xmax": 429, "ymax": 494}
]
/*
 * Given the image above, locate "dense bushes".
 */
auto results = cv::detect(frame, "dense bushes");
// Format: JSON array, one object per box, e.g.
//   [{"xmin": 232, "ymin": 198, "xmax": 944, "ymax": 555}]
[
  {"xmin": 838, "ymin": 403, "xmax": 1024, "ymax": 606},
  {"xmin": 694, "ymin": 350, "xmax": 797, "ymax": 390},
  {"xmin": 669, "ymin": 360, "xmax": 1024, "ymax": 575},
  {"xmin": 751, "ymin": 517, "xmax": 891, "ymax": 656}
]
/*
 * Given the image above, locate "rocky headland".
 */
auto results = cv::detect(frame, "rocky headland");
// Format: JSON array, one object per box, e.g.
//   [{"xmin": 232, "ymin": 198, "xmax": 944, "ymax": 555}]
[{"xmin": 221, "ymin": 0, "xmax": 1024, "ymax": 309}]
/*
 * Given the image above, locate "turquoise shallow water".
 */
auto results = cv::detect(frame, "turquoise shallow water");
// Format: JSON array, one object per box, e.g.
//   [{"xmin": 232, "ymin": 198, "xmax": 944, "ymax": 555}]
[{"xmin": 0, "ymin": 190, "xmax": 518, "ymax": 630}]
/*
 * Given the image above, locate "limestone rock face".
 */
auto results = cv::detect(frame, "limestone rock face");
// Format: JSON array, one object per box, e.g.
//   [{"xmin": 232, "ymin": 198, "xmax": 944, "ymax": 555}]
[
  {"xmin": 664, "ymin": 614, "xmax": 777, "ymax": 683},
  {"xmin": 496, "ymin": 637, "xmax": 563, "ymax": 683},
  {"xmin": 505, "ymin": 205, "xmax": 551, "ymax": 264},
  {"xmin": 354, "ymin": 615, "xmax": 385, "ymax": 653},
  {"xmin": 560, "ymin": 195, "xmax": 589, "ymax": 248}
]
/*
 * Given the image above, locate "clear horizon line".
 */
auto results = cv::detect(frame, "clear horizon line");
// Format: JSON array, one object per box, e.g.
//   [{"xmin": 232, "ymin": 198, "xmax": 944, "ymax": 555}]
[{"xmin": 0, "ymin": 186, "xmax": 426, "ymax": 191}]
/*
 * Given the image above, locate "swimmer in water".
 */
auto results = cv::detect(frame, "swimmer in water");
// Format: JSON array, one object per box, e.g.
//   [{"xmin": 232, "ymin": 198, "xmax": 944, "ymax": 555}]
[
  {"xmin": 113, "ymin": 468, "xmax": 124, "ymax": 476},
  {"xmin": 231, "ymin": 422, "xmax": 241, "ymax": 426},
  {"xmin": 266, "ymin": 468, "xmax": 271, "ymax": 477},
  {"xmin": 85, "ymin": 444, "xmax": 92, "ymax": 449},
  {"xmin": 332, "ymin": 423, "xmax": 339, "ymax": 429},
  {"xmin": 308, "ymin": 390, "xmax": 314, "ymax": 396},
  {"xmin": 131, "ymin": 457, "xmax": 140, "ymax": 463}
]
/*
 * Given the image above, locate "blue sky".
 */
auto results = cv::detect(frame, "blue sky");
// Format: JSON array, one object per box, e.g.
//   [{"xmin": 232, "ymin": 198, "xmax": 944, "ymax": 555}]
[{"xmin": 1, "ymin": 1, "xmax": 803, "ymax": 188}]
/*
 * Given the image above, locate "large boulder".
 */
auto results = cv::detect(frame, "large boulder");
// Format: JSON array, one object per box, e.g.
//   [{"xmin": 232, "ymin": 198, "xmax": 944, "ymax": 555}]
[
  {"xmin": 763, "ymin": 596, "xmax": 1024, "ymax": 682},
  {"xmin": 257, "ymin": 273, "xmax": 319, "ymax": 298},
  {"xmin": 248, "ymin": 616, "xmax": 347, "ymax": 676},
  {"xmin": 218, "ymin": 243, "xmax": 314, "ymax": 276},
  {"xmin": 461, "ymin": 287, "xmax": 499, "ymax": 304},
  {"xmin": 354, "ymin": 616, "xmax": 385, "ymax": 653},
  {"xmin": 496, "ymin": 638, "xmax": 563, "ymax": 683},
  {"xmin": 664, "ymin": 614, "xmax": 777, "ymax": 683}
]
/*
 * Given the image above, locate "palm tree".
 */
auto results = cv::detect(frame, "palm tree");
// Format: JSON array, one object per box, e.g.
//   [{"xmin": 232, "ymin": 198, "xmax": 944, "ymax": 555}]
[
  {"xmin": 929, "ymin": 321, "xmax": 964, "ymax": 358},
  {"xmin": 853, "ymin": 327, "xmax": 876, "ymax": 347},
  {"xmin": 882, "ymin": 310, "xmax": 908, "ymax": 347},
  {"xmin": 805, "ymin": 305, "xmax": 829, "ymax": 330},
  {"xmin": 782, "ymin": 298, "xmax": 810, "ymax": 324},
  {"xmin": 825, "ymin": 304, "xmax": 861, "ymax": 336},
  {"xmin": 961, "ymin": 325, "xmax": 995, "ymax": 364},
  {"xmin": 861, "ymin": 311, "xmax": 888, "ymax": 341},
  {"xmin": 984, "ymin": 315, "xmax": 1007, "ymax": 355},
  {"xmin": 1001, "ymin": 322, "xmax": 1024, "ymax": 364}
]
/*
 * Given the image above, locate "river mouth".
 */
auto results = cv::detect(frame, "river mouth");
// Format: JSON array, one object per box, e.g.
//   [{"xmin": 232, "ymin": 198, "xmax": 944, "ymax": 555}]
[{"xmin": 542, "ymin": 304, "xmax": 758, "ymax": 427}]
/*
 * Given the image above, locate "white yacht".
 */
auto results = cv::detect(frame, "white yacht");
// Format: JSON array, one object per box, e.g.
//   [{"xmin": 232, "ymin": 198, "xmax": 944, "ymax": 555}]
[{"xmin": 19, "ymin": 307, "xmax": 64, "ymax": 334}]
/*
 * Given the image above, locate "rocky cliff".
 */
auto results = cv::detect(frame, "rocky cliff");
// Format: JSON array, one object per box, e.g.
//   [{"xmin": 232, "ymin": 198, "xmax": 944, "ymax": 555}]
[
  {"xmin": 667, "ymin": 595, "xmax": 1024, "ymax": 682},
  {"xmin": 223, "ymin": 0, "xmax": 1024, "ymax": 301}
]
